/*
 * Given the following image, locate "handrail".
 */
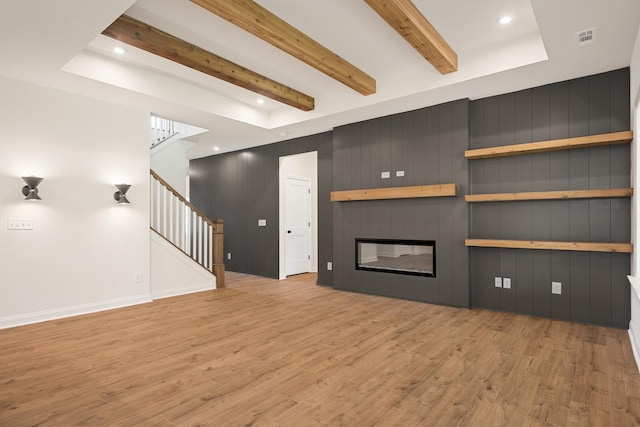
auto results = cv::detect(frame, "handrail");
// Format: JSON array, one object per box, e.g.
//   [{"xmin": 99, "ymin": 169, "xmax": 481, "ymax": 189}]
[
  {"xmin": 150, "ymin": 169, "xmax": 225, "ymax": 287},
  {"xmin": 150, "ymin": 116, "xmax": 176, "ymax": 148}
]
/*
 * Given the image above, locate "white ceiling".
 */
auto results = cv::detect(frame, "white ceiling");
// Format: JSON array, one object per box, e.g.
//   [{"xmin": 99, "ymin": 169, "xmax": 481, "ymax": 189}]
[{"xmin": 1, "ymin": 0, "xmax": 639, "ymax": 159}]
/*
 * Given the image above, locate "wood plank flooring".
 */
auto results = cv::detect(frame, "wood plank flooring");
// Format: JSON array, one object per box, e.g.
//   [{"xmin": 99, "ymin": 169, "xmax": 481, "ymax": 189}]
[{"xmin": 1, "ymin": 272, "xmax": 640, "ymax": 426}]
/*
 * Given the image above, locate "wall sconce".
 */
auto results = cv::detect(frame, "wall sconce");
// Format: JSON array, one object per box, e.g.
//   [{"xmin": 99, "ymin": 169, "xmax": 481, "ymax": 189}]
[
  {"xmin": 113, "ymin": 184, "xmax": 131, "ymax": 204},
  {"xmin": 21, "ymin": 176, "xmax": 43, "ymax": 200}
]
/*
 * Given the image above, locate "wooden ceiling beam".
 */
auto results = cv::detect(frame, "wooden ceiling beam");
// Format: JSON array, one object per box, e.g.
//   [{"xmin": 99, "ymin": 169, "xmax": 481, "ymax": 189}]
[
  {"xmin": 190, "ymin": 0, "xmax": 376, "ymax": 96},
  {"xmin": 364, "ymin": 0, "xmax": 457, "ymax": 74},
  {"xmin": 102, "ymin": 15, "xmax": 315, "ymax": 111}
]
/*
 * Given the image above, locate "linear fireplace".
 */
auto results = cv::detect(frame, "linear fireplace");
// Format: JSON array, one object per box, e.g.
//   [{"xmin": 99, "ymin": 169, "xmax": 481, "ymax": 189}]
[{"xmin": 355, "ymin": 238, "xmax": 436, "ymax": 277}]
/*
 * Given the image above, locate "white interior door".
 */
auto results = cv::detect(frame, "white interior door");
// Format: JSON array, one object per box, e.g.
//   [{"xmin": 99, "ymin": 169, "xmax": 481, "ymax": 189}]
[{"xmin": 285, "ymin": 177, "xmax": 311, "ymax": 276}]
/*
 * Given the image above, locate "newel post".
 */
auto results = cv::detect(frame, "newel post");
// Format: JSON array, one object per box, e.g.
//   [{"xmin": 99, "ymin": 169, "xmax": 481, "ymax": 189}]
[{"xmin": 212, "ymin": 219, "xmax": 225, "ymax": 288}]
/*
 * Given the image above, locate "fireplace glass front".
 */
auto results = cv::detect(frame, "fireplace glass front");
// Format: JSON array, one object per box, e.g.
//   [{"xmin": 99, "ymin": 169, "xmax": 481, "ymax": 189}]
[{"xmin": 356, "ymin": 238, "xmax": 436, "ymax": 277}]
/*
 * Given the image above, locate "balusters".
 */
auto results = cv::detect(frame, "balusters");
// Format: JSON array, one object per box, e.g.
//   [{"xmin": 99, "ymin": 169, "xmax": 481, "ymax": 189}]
[{"xmin": 150, "ymin": 170, "xmax": 222, "ymax": 283}]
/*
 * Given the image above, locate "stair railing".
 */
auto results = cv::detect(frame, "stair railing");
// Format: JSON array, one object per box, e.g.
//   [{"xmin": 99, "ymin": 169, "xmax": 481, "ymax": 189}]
[
  {"xmin": 150, "ymin": 169, "xmax": 225, "ymax": 287},
  {"xmin": 150, "ymin": 116, "xmax": 178, "ymax": 148}
]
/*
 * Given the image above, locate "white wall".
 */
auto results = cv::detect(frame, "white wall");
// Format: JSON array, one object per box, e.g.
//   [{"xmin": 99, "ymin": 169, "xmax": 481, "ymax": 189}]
[
  {"xmin": 151, "ymin": 138, "xmax": 195, "ymax": 197},
  {"xmin": 0, "ymin": 76, "xmax": 151, "ymax": 328},
  {"xmin": 150, "ymin": 232, "xmax": 215, "ymax": 299},
  {"xmin": 628, "ymin": 23, "xmax": 640, "ymax": 370},
  {"xmin": 278, "ymin": 152, "xmax": 318, "ymax": 279}
]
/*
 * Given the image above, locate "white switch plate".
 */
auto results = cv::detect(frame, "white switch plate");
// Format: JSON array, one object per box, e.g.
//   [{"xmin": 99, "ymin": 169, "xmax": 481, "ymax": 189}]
[
  {"xmin": 258, "ymin": 219, "xmax": 266, "ymax": 227},
  {"xmin": 552, "ymin": 281, "xmax": 562, "ymax": 295},
  {"xmin": 381, "ymin": 171, "xmax": 390, "ymax": 179},
  {"xmin": 396, "ymin": 170, "xmax": 405, "ymax": 177},
  {"xmin": 327, "ymin": 261, "xmax": 332, "ymax": 271},
  {"xmin": 134, "ymin": 273, "xmax": 142, "ymax": 283},
  {"xmin": 494, "ymin": 277, "xmax": 502, "ymax": 288},
  {"xmin": 227, "ymin": 253, "xmax": 232, "ymax": 260},
  {"xmin": 7, "ymin": 218, "xmax": 33, "ymax": 230},
  {"xmin": 503, "ymin": 277, "xmax": 511, "ymax": 289}
]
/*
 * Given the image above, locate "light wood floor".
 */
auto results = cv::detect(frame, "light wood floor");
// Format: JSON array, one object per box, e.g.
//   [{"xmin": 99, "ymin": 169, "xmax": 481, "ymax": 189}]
[{"xmin": 1, "ymin": 273, "xmax": 640, "ymax": 426}]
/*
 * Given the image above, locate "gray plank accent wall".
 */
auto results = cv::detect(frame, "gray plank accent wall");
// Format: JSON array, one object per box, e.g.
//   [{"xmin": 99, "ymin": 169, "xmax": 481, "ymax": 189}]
[
  {"xmin": 468, "ymin": 68, "xmax": 631, "ymax": 328},
  {"xmin": 189, "ymin": 132, "xmax": 333, "ymax": 285},
  {"xmin": 332, "ymin": 99, "xmax": 470, "ymax": 307}
]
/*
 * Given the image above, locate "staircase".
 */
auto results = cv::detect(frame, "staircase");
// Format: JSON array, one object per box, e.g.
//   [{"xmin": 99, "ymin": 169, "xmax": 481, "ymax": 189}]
[
  {"xmin": 150, "ymin": 115, "xmax": 208, "ymax": 149},
  {"xmin": 150, "ymin": 116, "xmax": 178, "ymax": 148},
  {"xmin": 150, "ymin": 169, "xmax": 225, "ymax": 287}
]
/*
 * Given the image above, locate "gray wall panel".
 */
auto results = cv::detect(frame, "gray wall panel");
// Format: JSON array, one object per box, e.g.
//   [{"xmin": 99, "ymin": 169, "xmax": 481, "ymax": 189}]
[
  {"xmin": 190, "ymin": 132, "xmax": 333, "ymax": 283},
  {"xmin": 570, "ymin": 252, "xmax": 591, "ymax": 324},
  {"xmin": 532, "ymin": 252, "xmax": 552, "ymax": 318},
  {"xmin": 590, "ymin": 254, "xmax": 612, "ymax": 325},
  {"xmin": 332, "ymin": 99, "xmax": 469, "ymax": 307},
  {"xmin": 550, "ymin": 252, "xmax": 571, "ymax": 321},
  {"xmin": 468, "ymin": 68, "xmax": 631, "ymax": 328},
  {"xmin": 610, "ymin": 68, "xmax": 631, "ymax": 132},
  {"xmin": 515, "ymin": 251, "xmax": 534, "ymax": 315},
  {"xmin": 500, "ymin": 249, "xmax": 517, "ymax": 312}
]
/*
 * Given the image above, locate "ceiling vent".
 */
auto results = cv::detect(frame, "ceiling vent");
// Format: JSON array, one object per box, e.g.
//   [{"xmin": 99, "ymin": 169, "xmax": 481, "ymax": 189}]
[{"xmin": 576, "ymin": 28, "xmax": 596, "ymax": 47}]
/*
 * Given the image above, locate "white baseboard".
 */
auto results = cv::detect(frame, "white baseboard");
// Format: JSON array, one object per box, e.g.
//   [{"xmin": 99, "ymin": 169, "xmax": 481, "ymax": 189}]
[
  {"xmin": 151, "ymin": 281, "xmax": 215, "ymax": 300},
  {"xmin": 629, "ymin": 327, "xmax": 640, "ymax": 373},
  {"xmin": 627, "ymin": 275, "xmax": 640, "ymax": 373},
  {"xmin": 0, "ymin": 294, "xmax": 152, "ymax": 330}
]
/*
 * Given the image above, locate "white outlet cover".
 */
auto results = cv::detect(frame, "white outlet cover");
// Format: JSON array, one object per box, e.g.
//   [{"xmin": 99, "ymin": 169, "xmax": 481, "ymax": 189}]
[
  {"xmin": 494, "ymin": 277, "xmax": 502, "ymax": 288},
  {"xmin": 503, "ymin": 278, "xmax": 511, "ymax": 289},
  {"xmin": 381, "ymin": 171, "xmax": 390, "ymax": 179},
  {"xmin": 396, "ymin": 170, "xmax": 405, "ymax": 177},
  {"xmin": 258, "ymin": 219, "xmax": 266, "ymax": 226},
  {"xmin": 327, "ymin": 261, "xmax": 332, "ymax": 271},
  {"xmin": 552, "ymin": 281, "xmax": 562, "ymax": 295},
  {"xmin": 227, "ymin": 253, "xmax": 232, "ymax": 260}
]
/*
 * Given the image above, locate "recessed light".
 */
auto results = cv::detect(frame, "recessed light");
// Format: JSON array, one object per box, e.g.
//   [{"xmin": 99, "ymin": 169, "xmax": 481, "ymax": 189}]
[
  {"xmin": 213, "ymin": 146, "xmax": 220, "ymax": 151},
  {"xmin": 113, "ymin": 46, "xmax": 126, "ymax": 54},
  {"xmin": 499, "ymin": 16, "xmax": 512, "ymax": 25},
  {"xmin": 257, "ymin": 99, "xmax": 265, "ymax": 105}
]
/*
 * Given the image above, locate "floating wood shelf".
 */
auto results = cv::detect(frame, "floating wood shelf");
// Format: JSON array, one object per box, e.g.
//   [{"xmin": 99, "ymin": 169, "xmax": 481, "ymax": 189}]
[
  {"xmin": 464, "ymin": 130, "xmax": 633, "ymax": 159},
  {"xmin": 465, "ymin": 239, "xmax": 633, "ymax": 253},
  {"xmin": 465, "ymin": 188, "xmax": 633, "ymax": 203},
  {"xmin": 331, "ymin": 183, "xmax": 458, "ymax": 202}
]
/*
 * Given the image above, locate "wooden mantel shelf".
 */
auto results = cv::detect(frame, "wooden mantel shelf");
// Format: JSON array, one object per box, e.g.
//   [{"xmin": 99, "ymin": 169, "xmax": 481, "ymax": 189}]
[
  {"xmin": 465, "ymin": 239, "xmax": 633, "ymax": 253},
  {"xmin": 465, "ymin": 188, "xmax": 633, "ymax": 203},
  {"xmin": 465, "ymin": 130, "xmax": 633, "ymax": 159},
  {"xmin": 331, "ymin": 183, "xmax": 458, "ymax": 202}
]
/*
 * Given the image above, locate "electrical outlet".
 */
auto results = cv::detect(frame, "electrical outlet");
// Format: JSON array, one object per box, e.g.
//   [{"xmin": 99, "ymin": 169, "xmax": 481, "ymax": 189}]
[
  {"xmin": 396, "ymin": 170, "xmax": 405, "ymax": 177},
  {"xmin": 134, "ymin": 273, "xmax": 142, "ymax": 283},
  {"xmin": 381, "ymin": 171, "xmax": 390, "ymax": 179},
  {"xmin": 227, "ymin": 252, "xmax": 232, "ymax": 260},
  {"xmin": 503, "ymin": 278, "xmax": 511, "ymax": 289},
  {"xmin": 327, "ymin": 261, "xmax": 332, "ymax": 271},
  {"xmin": 552, "ymin": 281, "xmax": 562, "ymax": 295},
  {"xmin": 494, "ymin": 277, "xmax": 502, "ymax": 288}
]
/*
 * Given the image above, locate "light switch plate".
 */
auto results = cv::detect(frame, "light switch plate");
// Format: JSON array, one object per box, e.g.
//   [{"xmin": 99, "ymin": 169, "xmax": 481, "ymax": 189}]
[
  {"xmin": 327, "ymin": 261, "xmax": 332, "ymax": 271},
  {"xmin": 503, "ymin": 278, "xmax": 511, "ymax": 289},
  {"xmin": 258, "ymin": 219, "xmax": 266, "ymax": 227},
  {"xmin": 494, "ymin": 277, "xmax": 502, "ymax": 288},
  {"xmin": 7, "ymin": 218, "xmax": 33, "ymax": 230},
  {"xmin": 381, "ymin": 171, "xmax": 390, "ymax": 179},
  {"xmin": 552, "ymin": 281, "xmax": 562, "ymax": 294},
  {"xmin": 396, "ymin": 170, "xmax": 405, "ymax": 177}
]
